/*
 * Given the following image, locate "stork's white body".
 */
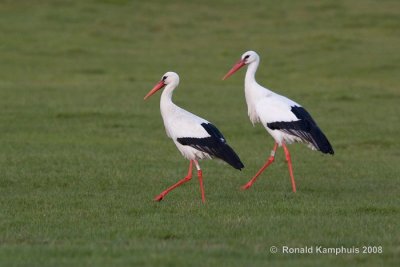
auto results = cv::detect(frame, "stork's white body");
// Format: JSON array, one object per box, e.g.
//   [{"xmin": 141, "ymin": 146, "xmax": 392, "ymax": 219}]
[
  {"xmin": 243, "ymin": 61, "xmax": 310, "ymax": 148},
  {"xmin": 160, "ymin": 85, "xmax": 212, "ymax": 161}
]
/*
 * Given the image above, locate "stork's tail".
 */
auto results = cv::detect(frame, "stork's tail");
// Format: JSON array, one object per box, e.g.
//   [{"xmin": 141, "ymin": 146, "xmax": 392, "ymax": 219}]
[
  {"xmin": 310, "ymin": 126, "xmax": 334, "ymax": 155},
  {"xmin": 218, "ymin": 143, "xmax": 245, "ymax": 170}
]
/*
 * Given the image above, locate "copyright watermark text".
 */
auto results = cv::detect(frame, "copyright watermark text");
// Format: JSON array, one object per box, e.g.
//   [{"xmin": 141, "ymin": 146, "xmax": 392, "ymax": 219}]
[{"xmin": 269, "ymin": 245, "xmax": 383, "ymax": 255}]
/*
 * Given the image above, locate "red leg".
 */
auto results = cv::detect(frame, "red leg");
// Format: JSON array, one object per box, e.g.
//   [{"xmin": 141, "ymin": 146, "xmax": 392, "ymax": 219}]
[
  {"xmin": 242, "ymin": 143, "xmax": 279, "ymax": 190},
  {"xmin": 197, "ymin": 170, "xmax": 206, "ymax": 203},
  {"xmin": 154, "ymin": 160, "xmax": 193, "ymax": 201},
  {"xmin": 194, "ymin": 160, "xmax": 206, "ymax": 203},
  {"xmin": 282, "ymin": 143, "xmax": 297, "ymax": 193}
]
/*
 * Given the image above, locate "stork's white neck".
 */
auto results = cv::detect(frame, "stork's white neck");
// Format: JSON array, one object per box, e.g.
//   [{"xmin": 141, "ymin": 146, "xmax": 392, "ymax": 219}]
[
  {"xmin": 245, "ymin": 60, "xmax": 259, "ymax": 86},
  {"xmin": 160, "ymin": 83, "xmax": 178, "ymax": 120},
  {"xmin": 160, "ymin": 83, "xmax": 175, "ymax": 105},
  {"xmin": 243, "ymin": 59, "xmax": 272, "ymax": 124},
  {"xmin": 244, "ymin": 60, "xmax": 273, "ymax": 96}
]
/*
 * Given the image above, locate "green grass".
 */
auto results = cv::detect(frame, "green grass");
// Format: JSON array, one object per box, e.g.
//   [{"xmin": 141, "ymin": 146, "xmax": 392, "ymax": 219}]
[{"xmin": 1, "ymin": 0, "xmax": 399, "ymax": 266}]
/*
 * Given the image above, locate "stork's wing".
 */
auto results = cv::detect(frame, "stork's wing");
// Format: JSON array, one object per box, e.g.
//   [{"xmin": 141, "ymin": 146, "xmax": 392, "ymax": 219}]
[
  {"xmin": 177, "ymin": 123, "xmax": 244, "ymax": 170},
  {"xmin": 266, "ymin": 106, "xmax": 334, "ymax": 154}
]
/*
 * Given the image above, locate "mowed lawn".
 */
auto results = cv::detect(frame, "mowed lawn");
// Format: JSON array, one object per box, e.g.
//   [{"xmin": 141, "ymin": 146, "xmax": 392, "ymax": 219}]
[{"xmin": 0, "ymin": 0, "xmax": 399, "ymax": 266}]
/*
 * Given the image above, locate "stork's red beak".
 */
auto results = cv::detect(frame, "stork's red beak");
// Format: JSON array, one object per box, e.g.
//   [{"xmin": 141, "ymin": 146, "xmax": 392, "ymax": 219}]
[
  {"xmin": 222, "ymin": 59, "xmax": 246, "ymax": 80},
  {"xmin": 144, "ymin": 80, "xmax": 165, "ymax": 100}
]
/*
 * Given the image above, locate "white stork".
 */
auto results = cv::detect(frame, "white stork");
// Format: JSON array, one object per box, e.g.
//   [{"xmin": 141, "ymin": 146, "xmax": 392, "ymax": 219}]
[
  {"xmin": 223, "ymin": 51, "xmax": 334, "ymax": 192},
  {"xmin": 144, "ymin": 72, "xmax": 244, "ymax": 203}
]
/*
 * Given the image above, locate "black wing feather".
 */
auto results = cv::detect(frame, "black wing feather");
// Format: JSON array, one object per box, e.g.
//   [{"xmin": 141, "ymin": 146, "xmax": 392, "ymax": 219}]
[
  {"xmin": 267, "ymin": 106, "xmax": 334, "ymax": 154},
  {"xmin": 177, "ymin": 123, "xmax": 244, "ymax": 170}
]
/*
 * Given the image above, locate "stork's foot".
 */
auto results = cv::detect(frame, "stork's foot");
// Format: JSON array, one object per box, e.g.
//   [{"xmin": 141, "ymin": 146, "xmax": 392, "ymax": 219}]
[
  {"xmin": 154, "ymin": 193, "xmax": 165, "ymax": 201},
  {"xmin": 241, "ymin": 182, "xmax": 253, "ymax": 190}
]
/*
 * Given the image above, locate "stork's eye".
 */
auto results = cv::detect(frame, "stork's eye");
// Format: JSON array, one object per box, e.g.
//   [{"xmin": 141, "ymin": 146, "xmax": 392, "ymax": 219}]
[
  {"xmin": 244, "ymin": 55, "xmax": 250, "ymax": 59},
  {"xmin": 162, "ymin": 76, "xmax": 167, "ymax": 81}
]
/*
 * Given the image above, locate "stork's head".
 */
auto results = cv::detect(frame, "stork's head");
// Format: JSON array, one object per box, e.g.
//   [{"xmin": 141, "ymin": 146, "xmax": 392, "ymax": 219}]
[
  {"xmin": 144, "ymin": 72, "xmax": 180, "ymax": 100},
  {"xmin": 222, "ymin": 50, "xmax": 259, "ymax": 80}
]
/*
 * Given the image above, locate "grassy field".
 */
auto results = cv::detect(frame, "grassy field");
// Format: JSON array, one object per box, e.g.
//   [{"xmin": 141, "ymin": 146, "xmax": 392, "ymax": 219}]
[{"xmin": 0, "ymin": 0, "xmax": 399, "ymax": 266}]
